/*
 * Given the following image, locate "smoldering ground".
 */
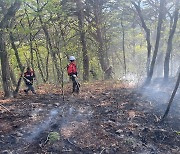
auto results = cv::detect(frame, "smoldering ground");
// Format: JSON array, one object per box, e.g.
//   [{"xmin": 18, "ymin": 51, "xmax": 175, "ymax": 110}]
[
  {"xmin": 137, "ymin": 76, "xmax": 180, "ymax": 128},
  {"xmin": 12, "ymin": 103, "xmax": 93, "ymax": 153},
  {"xmin": 116, "ymin": 70, "xmax": 180, "ymax": 122},
  {"xmin": 0, "ymin": 82, "xmax": 179, "ymax": 154}
]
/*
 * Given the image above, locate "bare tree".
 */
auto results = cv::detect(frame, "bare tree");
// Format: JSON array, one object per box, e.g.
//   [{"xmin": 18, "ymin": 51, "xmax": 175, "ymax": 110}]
[
  {"xmin": 75, "ymin": 0, "xmax": 89, "ymax": 81},
  {"xmin": 164, "ymin": 0, "xmax": 179, "ymax": 81},
  {"xmin": 9, "ymin": 19, "xmax": 24, "ymax": 72},
  {"xmin": 87, "ymin": 0, "xmax": 110, "ymax": 79},
  {"xmin": 37, "ymin": 1, "xmax": 61, "ymax": 83},
  {"xmin": 161, "ymin": 67, "xmax": 180, "ymax": 121},
  {"xmin": 145, "ymin": 0, "xmax": 166, "ymax": 85},
  {"xmin": 34, "ymin": 42, "xmax": 47, "ymax": 83},
  {"xmin": 131, "ymin": 1, "xmax": 152, "ymax": 77},
  {"xmin": 121, "ymin": 14, "xmax": 127, "ymax": 76}
]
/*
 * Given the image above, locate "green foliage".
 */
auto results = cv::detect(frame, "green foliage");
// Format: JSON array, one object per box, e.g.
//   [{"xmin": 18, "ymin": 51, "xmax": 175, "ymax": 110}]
[
  {"xmin": 48, "ymin": 132, "xmax": 60, "ymax": 142},
  {"xmin": 176, "ymin": 132, "xmax": 180, "ymax": 135},
  {"xmin": 0, "ymin": 0, "xmax": 179, "ymax": 88}
]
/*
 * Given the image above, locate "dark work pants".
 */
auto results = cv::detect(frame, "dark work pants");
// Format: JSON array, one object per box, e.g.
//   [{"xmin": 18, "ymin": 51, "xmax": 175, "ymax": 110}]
[
  {"xmin": 71, "ymin": 76, "xmax": 80, "ymax": 93},
  {"xmin": 25, "ymin": 84, "xmax": 35, "ymax": 94}
]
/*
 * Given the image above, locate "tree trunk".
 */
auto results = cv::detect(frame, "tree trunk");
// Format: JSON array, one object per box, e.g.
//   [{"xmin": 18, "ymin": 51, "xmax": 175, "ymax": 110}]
[
  {"xmin": 45, "ymin": 50, "xmax": 50, "ymax": 82},
  {"xmin": 25, "ymin": 8, "xmax": 35, "ymax": 70},
  {"xmin": 76, "ymin": 0, "xmax": 89, "ymax": 81},
  {"xmin": 164, "ymin": 0, "xmax": 179, "ymax": 81},
  {"xmin": 121, "ymin": 18, "xmax": 126, "ymax": 76},
  {"xmin": 35, "ymin": 44, "xmax": 46, "ymax": 83},
  {"xmin": 13, "ymin": 66, "xmax": 25, "ymax": 97},
  {"xmin": 29, "ymin": 33, "xmax": 34, "ymax": 69},
  {"xmin": 146, "ymin": 0, "xmax": 166, "ymax": 85},
  {"xmin": 37, "ymin": 0, "xmax": 61, "ymax": 83},
  {"xmin": 9, "ymin": 32, "xmax": 24, "ymax": 72},
  {"xmin": 40, "ymin": 21, "xmax": 61, "ymax": 82},
  {"xmin": 9, "ymin": 64, "xmax": 17, "ymax": 87},
  {"xmin": 161, "ymin": 67, "xmax": 180, "ymax": 121},
  {"xmin": 132, "ymin": 1, "xmax": 152, "ymax": 77},
  {"xmin": 93, "ymin": 0, "xmax": 109, "ymax": 78},
  {"xmin": 0, "ymin": 31, "xmax": 12, "ymax": 97},
  {"xmin": 97, "ymin": 28, "xmax": 108, "ymax": 72},
  {"xmin": 0, "ymin": 0, "xmax": 21, "ymax": 97},
  {"xmin": 59, "ymin": 22, "xmax": 69, "ymax": 61}
]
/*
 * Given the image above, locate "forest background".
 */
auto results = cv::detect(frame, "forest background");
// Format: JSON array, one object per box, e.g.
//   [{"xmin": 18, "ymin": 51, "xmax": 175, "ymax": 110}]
[{"xmin": 0, "ymin": 0, "xmax": 179, "ymax": 97}]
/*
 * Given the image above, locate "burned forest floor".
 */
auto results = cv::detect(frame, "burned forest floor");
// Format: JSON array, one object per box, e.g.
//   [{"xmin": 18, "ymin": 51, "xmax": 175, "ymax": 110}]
[{"xmin": 0, "ymin": 81, "xmax": 180, "ymax": 154}]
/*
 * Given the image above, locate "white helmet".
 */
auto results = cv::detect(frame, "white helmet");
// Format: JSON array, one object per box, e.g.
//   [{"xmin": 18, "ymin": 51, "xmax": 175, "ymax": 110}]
[{"xmin": 69, "ymin": 56, "xmax": 76, "ymax": 61}]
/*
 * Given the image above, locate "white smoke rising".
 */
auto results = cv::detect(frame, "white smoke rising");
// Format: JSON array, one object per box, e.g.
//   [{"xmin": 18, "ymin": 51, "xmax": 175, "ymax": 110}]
[
  {"xmin": 21, "ymin": 105, "xmax": 93, "ymax": 143},
  {"xmin": 25, "ymin": 108, "xmax": 60, "ymax": 142},
  {"xmin": 139, "ymin": 78, "xmax": 180, "ymax": 117}
]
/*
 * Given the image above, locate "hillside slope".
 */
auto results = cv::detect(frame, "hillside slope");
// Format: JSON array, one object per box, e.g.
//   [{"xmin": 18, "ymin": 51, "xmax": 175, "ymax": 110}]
[{"xmin": 0, "ymin": 81, "xmax": 179, "ymax": 154}]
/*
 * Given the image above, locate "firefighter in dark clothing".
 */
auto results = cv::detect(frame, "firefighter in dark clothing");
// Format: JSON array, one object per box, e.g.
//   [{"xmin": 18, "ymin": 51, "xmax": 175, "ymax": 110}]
[
  {"xmin": 67, "ymin": 56, "xmax": 80, "ymax": 93},
  {"xmin": 24, "ymin": 67, "xmax": 36, "ymax": 94}
]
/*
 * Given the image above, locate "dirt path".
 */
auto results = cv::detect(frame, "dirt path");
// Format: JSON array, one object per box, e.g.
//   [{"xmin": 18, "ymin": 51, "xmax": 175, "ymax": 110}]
[{"xmin": 0, "ymin": 81, "xmax": 179, "ymax": 154}]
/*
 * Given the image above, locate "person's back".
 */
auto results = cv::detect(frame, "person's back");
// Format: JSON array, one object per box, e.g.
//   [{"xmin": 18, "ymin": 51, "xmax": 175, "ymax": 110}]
[{"xmin": 67, "ymin": 61, "xmax": 77, "ymax": 76}]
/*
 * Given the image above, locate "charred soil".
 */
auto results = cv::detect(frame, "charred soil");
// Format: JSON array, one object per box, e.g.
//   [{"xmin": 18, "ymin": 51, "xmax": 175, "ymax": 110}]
[{"xmin": 0, "ymin": 81, "xmax": 179, "ymax": 154}]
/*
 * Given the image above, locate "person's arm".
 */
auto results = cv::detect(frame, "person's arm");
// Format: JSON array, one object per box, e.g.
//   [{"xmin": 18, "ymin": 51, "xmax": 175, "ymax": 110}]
[
  {"xmin": 33, "ymin": 71, "xmax": 36, "ymax": 79},
  {"xmin": 67, "ymin": 64, "xmax": 74, "ymax": 76}
]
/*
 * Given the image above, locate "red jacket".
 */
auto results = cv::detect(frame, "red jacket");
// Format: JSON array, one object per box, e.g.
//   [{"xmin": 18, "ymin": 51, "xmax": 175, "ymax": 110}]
[{"xmin": 67, "ymin": 62, "xmax": 77, "ymax": 76}]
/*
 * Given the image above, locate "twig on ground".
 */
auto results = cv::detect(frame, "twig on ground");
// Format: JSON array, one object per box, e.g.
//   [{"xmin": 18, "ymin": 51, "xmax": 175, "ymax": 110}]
[
  {"xmin": 100, "ymin": 148, "xmax": 105, "ymax": 154},
  {"xmin": 153, "ymin": 114, "xmax": 160, "ymax": 122},
  {"xmin": 0, "ymin": 104, "xmax": 15, "ymax": 115}
]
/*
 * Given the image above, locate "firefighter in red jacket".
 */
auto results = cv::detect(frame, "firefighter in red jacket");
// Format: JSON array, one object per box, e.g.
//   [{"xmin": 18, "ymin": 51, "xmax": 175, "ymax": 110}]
[
  {"xmin": 24, "ymin": 67, "xmax": 36, "ymax": 94},
  {"xmin": 67, "ymin": 56, "xmax": 80, "ymax": 93}
]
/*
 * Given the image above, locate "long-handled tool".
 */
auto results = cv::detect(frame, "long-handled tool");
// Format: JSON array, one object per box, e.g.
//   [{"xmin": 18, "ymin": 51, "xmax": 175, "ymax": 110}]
[{"xmin": 23, "ymin": 77, "xmax": 33, "ymax": 85}]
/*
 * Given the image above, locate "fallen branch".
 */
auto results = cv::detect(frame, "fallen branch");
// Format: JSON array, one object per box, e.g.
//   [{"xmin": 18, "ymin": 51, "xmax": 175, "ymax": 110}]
[
  {"xmin": 100, "ymin": 148, "xmax": 105, "ymax": 154},
  {"xmin": 0, "ymin": 104, "xmax": 13, "ymax": 115}
]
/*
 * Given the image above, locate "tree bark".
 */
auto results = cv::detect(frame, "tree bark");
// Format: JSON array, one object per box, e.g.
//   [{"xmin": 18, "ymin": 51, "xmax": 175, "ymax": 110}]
[
  {"xmin": 164, "ymin": 0, "xmax": 179, "ymax": 81},
  {"xmin": 0, "ymin": 0, "xmax": 21, "ymax": 97},
  {"xmin": 93, "ymin": 0, "xmax": 109, "ymax": 78},
  {"xmin": 161, "ymin": 67, "xmax": 180, "ymax": 121},
  {"xmin": 35, "ymin": 43, "xmax": 46, "ymax": 83},
  {"xmin": 76, "ymin": 0, "xmax": 89, "ymax": 81},
  {"xmin": 145, "ymin": 0, "xmax": 166, "ymax": 85},
  {"xmin": 9, "ymin": 32, "xmax": 24, "ymax": 72},
  {"xmin": 9, "ymin": 64, "xmax": 17, "ymax": 87},
  {"xmin": 121, "ymin": 18, "xmax": 126, "ymax": 76},
  {"xmin": 0, "ymin": 31, "xmax": 12, "ymax": 97},
  {"xmin": 24, "ymin": 8, "xmax": 36, "ymax": 70},
  {"xmin": 39, "ymin": 18, "xmax": 61, "ymax": 82},
  {"xmin": 36, "ymin": 0, "xmax": 61, "ymax": 83},
  {"xmin": 45, "ymin": 50, "xmax": 50, "ymax": 82},
  {"xmin": 132, "ymin": 2, "xmax": 152, "ymax": 77}
]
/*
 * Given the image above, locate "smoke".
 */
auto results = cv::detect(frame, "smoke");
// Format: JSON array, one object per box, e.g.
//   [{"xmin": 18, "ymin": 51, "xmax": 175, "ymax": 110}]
[
  {"xmin": 25, "ymin": 108, "xmax": 60, "ymax": 143},
  {"xmin": 138, "ymin": 78, "xmax": 180, "ymax": 117},
  {"xmin": 30, "ymin": 108, "xmax": 43, "ymax": 120},
  {"xmin": 116, "ymin": 72, "xmax": 145, "ymax": 87},
  {"xmin": 20, "ymin": 104, "xmax": 93, "ymax": 143},
  {"xmin": 61, "ymin": 106, "xmax": 93, "ymax": 127}
]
